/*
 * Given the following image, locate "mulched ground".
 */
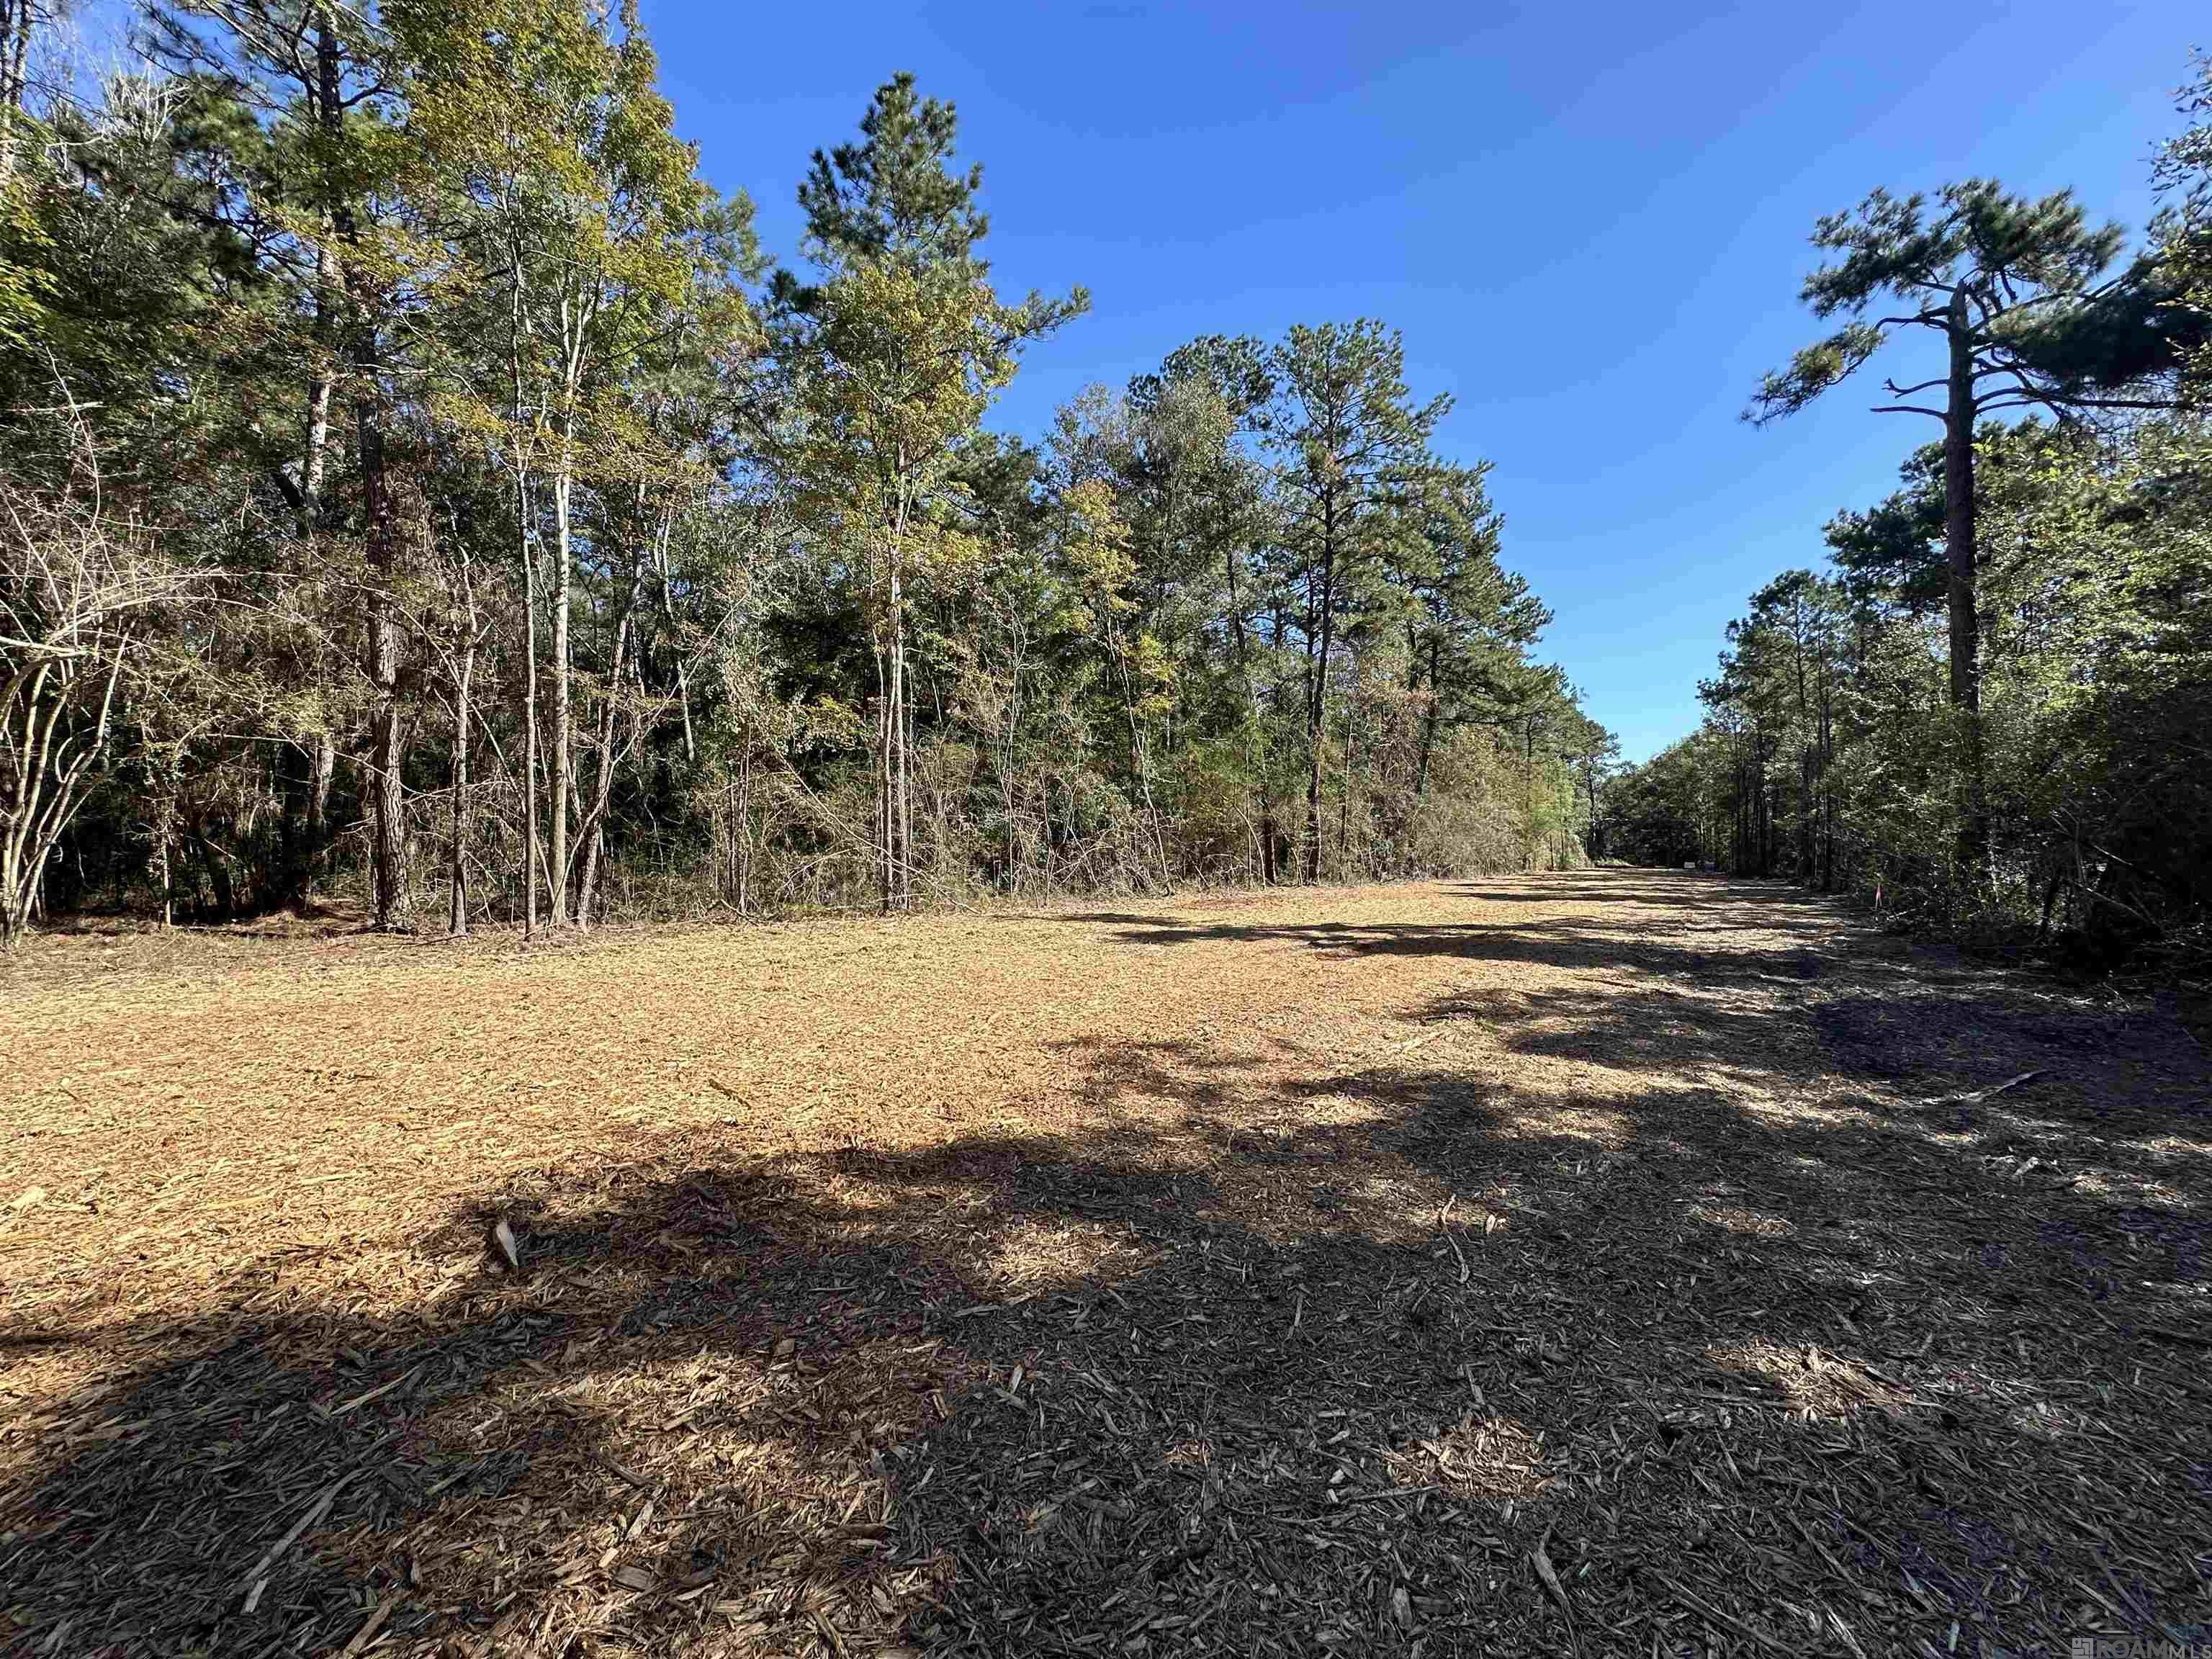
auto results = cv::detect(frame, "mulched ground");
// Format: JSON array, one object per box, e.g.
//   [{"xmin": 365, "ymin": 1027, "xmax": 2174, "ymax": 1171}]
[{"xmin": 2, "ymin": 870, "xmax": 2208, "ymax": 1658}]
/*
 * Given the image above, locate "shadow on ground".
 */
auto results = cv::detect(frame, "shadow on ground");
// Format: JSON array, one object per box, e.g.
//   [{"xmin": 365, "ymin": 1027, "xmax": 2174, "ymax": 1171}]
[{"xmin": 6, "ymin": 875, "xmax": 2210, "ymax": 1656}]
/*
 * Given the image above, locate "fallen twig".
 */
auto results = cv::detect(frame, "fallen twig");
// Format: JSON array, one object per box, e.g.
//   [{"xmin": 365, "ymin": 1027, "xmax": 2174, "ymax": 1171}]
[
  {"xmin": 1922, "ymin": 1069, "xmax": 2047, "ymax": 1107},
  {"xmin": 1439, "ymin": 1193, "xmax": 1471, "ymax": 1285},
  {"xmin": 238, "ymin": 1473, "xmax": 356, "ymax": 1601}
]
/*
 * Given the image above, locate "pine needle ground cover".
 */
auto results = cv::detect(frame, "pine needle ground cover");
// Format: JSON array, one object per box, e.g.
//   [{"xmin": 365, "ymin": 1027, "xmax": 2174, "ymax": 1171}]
[{"xmin": 3, "ymin": 871, "xmax": 2208, "ymax": 1656}]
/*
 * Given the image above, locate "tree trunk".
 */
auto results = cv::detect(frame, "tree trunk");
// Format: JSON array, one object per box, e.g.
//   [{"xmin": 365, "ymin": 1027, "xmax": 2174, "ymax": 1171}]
[
  {"xmin": 882, "ymin": 482, "xmax": 914, "ymax": 913},
  {"xmin": 521, "ymin": 470, "xmax": 540, "ymax": 940},
  {"xmin": 448, "ymin": 564, "xmax": 477, "ymax": 936},
  {"xmin": 873, "ymin": 634, "xmax": 892, "ymax": 913},
  {"xmin": 359, "ymin": 400, "xmax": 409, "ymax": 930},
  {"xmin": 1336, "ymin": 650, "xmax": 1360, "ymax": 877},
  {"xmin": 320, "ymin": 12, "xmax": 409, "ymax": 932},
  {"xmin": 1523, "ymin": 723, "xmax": 1537, "ymax": 868},
  {"xmin": 276, "ymin": 732, "xmax": 333, "ymax": 912},
  {"xmin": 276, "ymin": 743, "xmax": 308, "ymax": 909},
  {"xmin": 1943, "ymin": 288, "xmax": 1988, "ymax": 884},
  {"xmin": 0, "ymin": 0, "xmax": 35, "ymax": 185},
  {"xmin": 650, "ymin": 505, "xmax": 693, "ymax": 760},
  {"xmin": 301, "ymin": 232, "xmax": 336, "ymax": 525},
  {"xmin": 548, "ymin": 462, "xmax": 573, "ymax": 924},
  {"xmin": 577, "ymin": 505, "xmax": 655, "ymax": 927},
  {"xmin": 1819, "ymin": 690, "xmax": 1835, "ymax": 889},
  {"xmin": 735, "ymin": 747, "xmax": 752, "ymax": 913},
  {"xmin": 1302, "ymin": 493, "xmax": 1338, "ymax": 884},
  {"xmin": 361, "ymin": 419, "xmax": 409, "ymax": 930},
  {"xmin": 305, "ymin": 729, "xmax": 333, "ymax": 901},
  {"xmin": 894, "ymin": 595, "xmax": 912, "ymax": 907},
  {"xmin": 1107, "ymin": 614, "xmax": 1170, "ymax": 888},
  {"xmin": 1224, "ymin": 539, "xmax": 1273, "ymax": 886},
  {"xmin": 150, "ymin": 750, "xmax": 174, "ymax": 927},
  {"xmin": 193, "ymin": 819, "xmax": 235, "ymax": 922},
  {"xmin": 1413, "ymin": 638, "xmax": 1443, "ymax": 803},
  {"xmin": 575, "ymin": 608, "xmax": 634, "ymax": 930}
]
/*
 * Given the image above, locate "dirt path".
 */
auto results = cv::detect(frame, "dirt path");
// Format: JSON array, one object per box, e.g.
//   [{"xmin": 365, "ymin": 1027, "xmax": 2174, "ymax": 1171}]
[{"xmin": 4, "ymin": 871, "xmax": 2208, "ymax": 1655}]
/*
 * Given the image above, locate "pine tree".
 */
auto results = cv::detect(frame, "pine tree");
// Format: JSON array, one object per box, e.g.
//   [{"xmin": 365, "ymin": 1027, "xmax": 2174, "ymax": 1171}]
[
  {"xmin": 770, "ymin": 73, "xmax": 1082, "ymax": 910},
  {"xmin": 1267, "ymin": 320, "xmax": 1447, "ymax": 881},
  {"xmin": 1748, "ymin": 181, "xmax": 2173, "ymax": 882}
]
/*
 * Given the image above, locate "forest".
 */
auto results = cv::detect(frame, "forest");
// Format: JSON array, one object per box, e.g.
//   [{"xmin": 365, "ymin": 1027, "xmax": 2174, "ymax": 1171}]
[
  {"xmin": 1605, "ymin": 66, "xmax": 2212, "ymax": 971},
  {"xmin": 0, "ymin": 0, "xmax": 1614, "ymax": 945}
]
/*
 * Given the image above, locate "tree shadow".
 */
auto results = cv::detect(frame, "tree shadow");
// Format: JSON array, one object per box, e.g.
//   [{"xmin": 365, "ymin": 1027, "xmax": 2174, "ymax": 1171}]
[
  {"xmin": 1065, "ymin": 909, "xmax": 1843, "ymax": 998},
  {"xmin": 7, "ymin": 876, "xmax": 2209, "ymax": 1656}
]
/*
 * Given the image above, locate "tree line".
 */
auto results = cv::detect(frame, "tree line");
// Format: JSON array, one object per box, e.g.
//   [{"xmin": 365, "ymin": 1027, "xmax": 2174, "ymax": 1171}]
[
  {"xmin": 1608, "ymin": 60, "xmax": 2212, "ymax": 968},
  {"xmin": 0, "ymin": 0, "xmax": 1612, "ymax": 944}
]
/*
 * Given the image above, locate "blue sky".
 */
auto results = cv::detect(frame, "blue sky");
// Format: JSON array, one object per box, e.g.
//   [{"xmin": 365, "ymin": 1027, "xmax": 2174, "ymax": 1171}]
[
  {"xmin": 636, "ymin": 1, "xmax": 2198, "ymax": 760},
  {"xmin": 56, "ymin": 1, "xmax": 2197, "ymax": 757},
  {"xmin": 61, "ymin": 0, "xmax": 2058, "ymax": 760}
]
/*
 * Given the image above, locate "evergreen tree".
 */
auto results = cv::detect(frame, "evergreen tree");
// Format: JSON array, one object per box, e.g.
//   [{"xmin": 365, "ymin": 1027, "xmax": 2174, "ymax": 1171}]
[
  {"xmin": 769, "ymin": 73, "xmax": 1082, "ymax": 910},
  {"xmin": 1748, "ymin": 181, "xmax": 2172, "ymax": 880},
  {"xmin": 1267, "ymin": 320, "xmax": 1448, "ymax": 881}
]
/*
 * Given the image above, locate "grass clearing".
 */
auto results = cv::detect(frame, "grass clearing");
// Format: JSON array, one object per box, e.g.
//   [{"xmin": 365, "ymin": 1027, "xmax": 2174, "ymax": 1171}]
[{"xmin": 4, "ymin": 871, "xmax": 2208, "ymax": 1654}]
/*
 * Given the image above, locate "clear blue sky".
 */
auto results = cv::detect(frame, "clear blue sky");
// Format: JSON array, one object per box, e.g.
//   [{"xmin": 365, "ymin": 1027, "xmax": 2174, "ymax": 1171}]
[{"xmin": 659, "ymin": 4, "xmax": 2190, "ymax": 759}]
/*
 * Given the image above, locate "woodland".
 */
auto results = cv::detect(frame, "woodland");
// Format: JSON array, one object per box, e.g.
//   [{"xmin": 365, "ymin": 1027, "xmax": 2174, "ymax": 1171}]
[
  {"xmin": 1603, "ymin": 71, "xmax": 2212, "ymax": 971},
  {"xmin": 6, "ymin": 3, "xmax": 2206, "ymax": 966},
  {"xmin": 0, "ymin": 0, "xmax": 1612, "ymax": 946}
]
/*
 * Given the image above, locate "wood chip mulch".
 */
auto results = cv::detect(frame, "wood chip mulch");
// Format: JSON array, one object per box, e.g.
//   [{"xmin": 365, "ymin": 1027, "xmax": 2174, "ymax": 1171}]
[{"xmin": 2, "ymin": 871, "xmax": 2208, "ymax": 1656}]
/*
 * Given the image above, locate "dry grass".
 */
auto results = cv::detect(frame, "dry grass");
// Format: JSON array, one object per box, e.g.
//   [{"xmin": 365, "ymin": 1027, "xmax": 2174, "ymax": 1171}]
[{"xmin": 2, "ymin": 870, "xmax": 2208, "ymax": 1656}]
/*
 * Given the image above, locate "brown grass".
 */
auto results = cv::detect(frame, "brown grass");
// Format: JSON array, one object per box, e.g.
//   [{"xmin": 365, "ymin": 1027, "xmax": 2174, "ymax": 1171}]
[{"xmin": 2, "ymin": 870, "xmax": 2208, "ymax": 1656}]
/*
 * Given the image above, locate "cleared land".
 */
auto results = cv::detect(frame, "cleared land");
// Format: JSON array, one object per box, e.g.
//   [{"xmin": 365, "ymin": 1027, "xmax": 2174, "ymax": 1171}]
[{"xmin": 3, "ymin": 871, "xmax": 2208, "ymax": 1656}]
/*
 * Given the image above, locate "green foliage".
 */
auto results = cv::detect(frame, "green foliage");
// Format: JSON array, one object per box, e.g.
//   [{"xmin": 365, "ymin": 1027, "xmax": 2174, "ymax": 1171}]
[
  {"xmin": 2154, "ymin": 54, "xmax": 2212, "ymax": 405},
  {"xmin": 1622, "ymin": 414, "xmax": 2212, "ymax": 964},
  {"xmin": 1747, "ymin": 179, "xmax": 2142, "ymax": 431},
  {"xmin": 2, "ymin": 14, "xmax": 1605, "ymax": 938}
]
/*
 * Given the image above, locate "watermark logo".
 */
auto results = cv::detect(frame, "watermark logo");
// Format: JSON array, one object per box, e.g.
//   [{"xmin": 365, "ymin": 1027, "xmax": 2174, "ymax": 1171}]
[{"xmin": 2069, "ymin": 1632, "xmax": 2212, "ymax": 1659}]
